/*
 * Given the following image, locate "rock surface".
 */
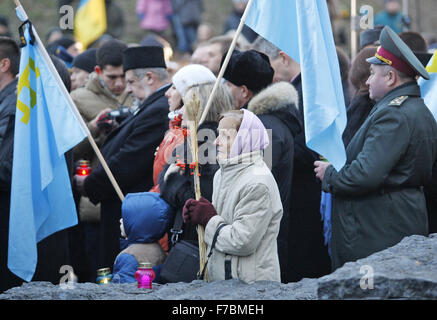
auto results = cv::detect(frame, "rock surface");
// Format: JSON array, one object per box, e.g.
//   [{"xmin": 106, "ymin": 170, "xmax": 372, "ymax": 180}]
[
  {"xmin": 1, "ymin": 234, "xmax": 436, "ymax": 300},
  {"xmin": 317, "ymin": 234, "xmax": 437, "ymax": 299}
]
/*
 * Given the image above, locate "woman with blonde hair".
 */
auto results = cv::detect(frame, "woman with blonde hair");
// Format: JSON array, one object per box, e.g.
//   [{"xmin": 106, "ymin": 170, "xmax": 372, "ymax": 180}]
[{"xmin": 151, "ymin": 64, "xmax": 217, "ymax": 190}]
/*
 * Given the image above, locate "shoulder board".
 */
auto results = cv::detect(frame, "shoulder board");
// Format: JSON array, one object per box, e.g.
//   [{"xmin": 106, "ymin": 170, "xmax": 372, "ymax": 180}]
[{"xmin": 388, "ymin": 95, "xmax": 409, "ymax": 107}]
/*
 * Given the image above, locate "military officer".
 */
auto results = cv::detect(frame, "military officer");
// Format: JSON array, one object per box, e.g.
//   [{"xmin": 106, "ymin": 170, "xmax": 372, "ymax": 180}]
[{"xmin": 314, "ymin": 26, "xmax": 437, "ymax": 271}]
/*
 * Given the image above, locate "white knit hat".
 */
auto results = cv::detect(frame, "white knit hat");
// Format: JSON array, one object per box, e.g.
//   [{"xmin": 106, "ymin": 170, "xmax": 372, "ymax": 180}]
[{"xmin": 171, "ymin": 64, "xmax": 216, "ymax": 97}]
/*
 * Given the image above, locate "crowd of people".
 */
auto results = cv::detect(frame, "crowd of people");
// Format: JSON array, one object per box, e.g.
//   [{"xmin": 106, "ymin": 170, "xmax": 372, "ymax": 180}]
[{"xmin": 1, "ymin": 0, "xmax": 437, "ymax": 293}]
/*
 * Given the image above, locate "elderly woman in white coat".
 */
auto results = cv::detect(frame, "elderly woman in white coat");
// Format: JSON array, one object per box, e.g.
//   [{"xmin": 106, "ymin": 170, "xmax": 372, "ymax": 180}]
[{"xmin": 182, "ymin": 109, "xmax": 283, "ymax": 284}]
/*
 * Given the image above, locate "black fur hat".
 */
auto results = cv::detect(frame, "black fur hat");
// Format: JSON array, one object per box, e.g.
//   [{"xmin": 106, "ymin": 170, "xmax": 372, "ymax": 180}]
[
  {"xmin": 221, "ymin": 49, "xmax": 274, "ymax": 94},
  {"xmin": 122, "ymin": 46, "xmax": 166, "ymax": 72}
]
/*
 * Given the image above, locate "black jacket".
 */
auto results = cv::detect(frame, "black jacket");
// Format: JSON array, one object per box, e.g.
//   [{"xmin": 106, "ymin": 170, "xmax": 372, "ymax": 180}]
[
  {"xmin": 288, "ymin": 73, "xmax": 332, "ymax": 282},
  {"xmin": 85, "ymin": 84, "xmax": 171, "ymax": 203},
  {"xmin": 342, "ymin": 93, "xmax": 375, "ymax": 147},
  {"xmin": 247, "ymin": 82, "xmax": 301, "ymax": 283},
  {"xmin": 159, "ymin": 121, "xmax": 219, "ymax": 249},
  {"xmin": 84, "ymin": 84, "xmax": 171, "ymax": 267},
  {"xmin": 0, "ymin": 79, "xmax": 22, "ymax": 292},
  {"xmin": 0, "ymin": 79, "xmax": 17, "ymax": 193},
  {"xmin": 247, "ymin": 82, "xmax": 301, "ymax": 218},
  {"xmin": 425, "ymin": 161, "xmax": 437, "ymax": 234}
]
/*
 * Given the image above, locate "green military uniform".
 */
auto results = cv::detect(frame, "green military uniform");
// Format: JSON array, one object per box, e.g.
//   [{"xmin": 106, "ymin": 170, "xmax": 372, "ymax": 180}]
[{"xmin": 322, "ymin": 27, "xmax": 437, "ymax": 270}]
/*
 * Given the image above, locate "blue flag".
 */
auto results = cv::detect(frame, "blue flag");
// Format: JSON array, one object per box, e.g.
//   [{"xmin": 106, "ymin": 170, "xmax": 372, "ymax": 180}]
[
  {"xmin": 8, "ymin": 18, "xmax": 87, "ymax": 282},
  {"xmin": 419, "ymin": 52, "xmax": 437, "ymax": 121},
  {"xmin": 246, "ymin": 0, "xmax": 347, "ymax": 170},
  {"xmin": 320, "ymin": 191, "xmax": 332, "ymax": 257}
]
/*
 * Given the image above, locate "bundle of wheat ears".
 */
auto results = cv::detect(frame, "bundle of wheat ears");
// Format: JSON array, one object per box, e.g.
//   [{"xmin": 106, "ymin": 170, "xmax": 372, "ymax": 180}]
[{"xmin": 184, "ymin": 91, "xmax": 208, "ymax": 281}]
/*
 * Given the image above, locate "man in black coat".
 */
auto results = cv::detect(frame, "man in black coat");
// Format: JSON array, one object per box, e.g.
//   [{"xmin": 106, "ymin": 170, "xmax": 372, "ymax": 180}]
[
  {"xmin": 247, "ymin": 82, "xmax": 302, "ymax": 283},
  {"xmin": 75, "ymin": 46, "xmax": 171, "ymax": 269},
  {"xmin": 289, "ymin": 72, "xmax": 332, "ymax": 281},
  {"xmin": 252, "ymin": 36, "xmax": 331, "ymax": 282},
  {"xmin": 0, "ymin": 37, "xmax": 22, "ymax": 293}
]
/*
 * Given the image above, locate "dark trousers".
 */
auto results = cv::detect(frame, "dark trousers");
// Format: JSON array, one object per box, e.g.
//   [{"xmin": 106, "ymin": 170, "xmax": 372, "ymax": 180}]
[
  {"xmin": 99, "ymin": 200, "xmax": 122, "ymax": 269},
  {"xmin": 287, "ymin": 173, "xmax": 332, "ymax": 282},
  {"xmin": 68, "ymin": 220, "xmax": 100, "ymax": 283},
  {"xmin": 84, "ymin": 221, "xmax": 100, "ymax": 282},
  {"xmin": 0, "ymin": 192, "xmax": 23, "ymax": 293}
]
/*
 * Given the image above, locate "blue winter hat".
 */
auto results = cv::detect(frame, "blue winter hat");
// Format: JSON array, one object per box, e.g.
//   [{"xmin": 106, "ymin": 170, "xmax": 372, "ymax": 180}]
[{"xmin": 122, "ymin": 192, "xmax": 174, "ymax": 244}]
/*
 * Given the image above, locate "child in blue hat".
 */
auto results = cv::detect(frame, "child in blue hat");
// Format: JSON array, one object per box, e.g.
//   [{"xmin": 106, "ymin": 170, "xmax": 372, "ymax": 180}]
[{"xmin": 113, "ymin": 192, "xmax": 173, "ymax": 283}]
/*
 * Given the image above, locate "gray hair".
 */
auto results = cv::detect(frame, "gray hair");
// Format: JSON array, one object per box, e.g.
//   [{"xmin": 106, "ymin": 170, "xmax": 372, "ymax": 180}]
[
  {"xmin": 251, "ymin": 36, "xmax": 281, "ymax": 61},
  {"xmin": 133, "ymin": 67, "xmax": 169, "ymax": 81},
  {"xmin": 219, "ymin": 110, "xmax": 244, "ymax": 131}
]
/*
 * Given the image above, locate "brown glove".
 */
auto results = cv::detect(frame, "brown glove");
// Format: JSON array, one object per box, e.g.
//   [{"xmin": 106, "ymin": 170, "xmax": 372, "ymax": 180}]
[{"xmin": 182, "ymin": 197, "xmax": 217, "ymax": 227}]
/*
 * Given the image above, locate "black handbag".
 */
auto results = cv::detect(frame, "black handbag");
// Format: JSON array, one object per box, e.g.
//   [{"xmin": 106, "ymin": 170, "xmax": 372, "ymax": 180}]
[
  {"xmin": 159, "ymin": 210, "xmax": 225, "ymax": 283},
  {"xmin": 160, "ymin": 210, "xmax": 199, "ymax": 283},
  {"xmin": 159, "ymin": 239, "xmax": 200, "ymax": 283}
]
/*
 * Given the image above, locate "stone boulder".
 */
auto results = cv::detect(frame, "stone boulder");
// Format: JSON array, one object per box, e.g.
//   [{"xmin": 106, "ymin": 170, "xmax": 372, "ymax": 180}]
[
  {"xmin": 317, "ymin": 234, "xmax": 437, "ymax": 299},
  {"xmin": 0, "ymin": 234, "xmax": 436, "ymax": 300}
]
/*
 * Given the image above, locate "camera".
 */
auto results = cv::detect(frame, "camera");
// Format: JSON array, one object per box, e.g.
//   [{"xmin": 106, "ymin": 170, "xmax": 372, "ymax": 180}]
[
  {"xmin": 97, "ymin": 106, "xmax": 132, "ymax": 133},
  {"xmin": 108, "ymin": 106, "xmax": 132, "ymax": 123}
]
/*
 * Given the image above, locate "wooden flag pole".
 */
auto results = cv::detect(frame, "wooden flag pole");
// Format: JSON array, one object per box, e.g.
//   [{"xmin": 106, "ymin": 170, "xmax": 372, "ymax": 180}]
[
  {"xmin": 199, "ymin": 0, "xmax": 255, "ymax": 125},
  {"xmin": 14, "ymin": 0, "xmax": 125, "ymax": 202}
]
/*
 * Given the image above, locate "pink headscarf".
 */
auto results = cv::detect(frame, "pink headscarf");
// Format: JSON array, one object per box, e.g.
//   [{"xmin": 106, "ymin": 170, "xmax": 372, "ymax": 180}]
[{"xmin": 229, "ymin": 109, "xmax": 270, "ymax": 158}]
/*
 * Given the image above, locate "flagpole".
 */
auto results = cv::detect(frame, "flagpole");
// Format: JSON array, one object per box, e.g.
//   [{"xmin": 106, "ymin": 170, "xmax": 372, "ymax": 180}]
[
  {"xmin": 199, "ymin": 0, "xmax": 255, "ymax": 124},
  {"xmin": 14, "ymin": 0, "xmax": 125, "ymax": 202}
]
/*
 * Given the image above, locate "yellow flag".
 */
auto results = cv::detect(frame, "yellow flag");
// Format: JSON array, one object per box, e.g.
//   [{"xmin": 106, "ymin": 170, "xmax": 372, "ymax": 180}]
[
  {"xmin": 419, "ymin": 51, "xmax": 437, "ymax": 120},
  {"xmin": 74, "ymin": 0, "xmax": 107, "ymax": 49},
  {"xmin": 426, "ymin": 53, "xmax": 437, "ymax": 73}
]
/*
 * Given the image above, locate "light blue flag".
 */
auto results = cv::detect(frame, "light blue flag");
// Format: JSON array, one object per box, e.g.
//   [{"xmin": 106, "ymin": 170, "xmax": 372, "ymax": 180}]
[
  {"xmin": 246, "ymin": 0, "xmax": 347, "ymax": 170},
  {"xmin": 8, "ymin": 19, "xmax": 87, "ymax": 282},
  {"xmin": 418, "ymin": 52, "xmax": 437, "ymax": 121}
]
